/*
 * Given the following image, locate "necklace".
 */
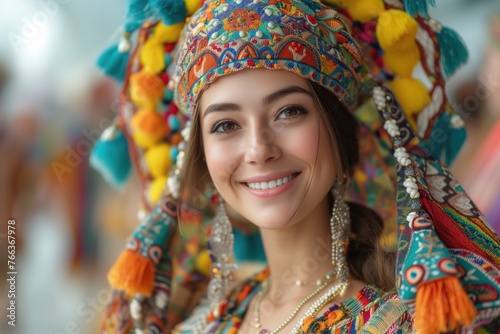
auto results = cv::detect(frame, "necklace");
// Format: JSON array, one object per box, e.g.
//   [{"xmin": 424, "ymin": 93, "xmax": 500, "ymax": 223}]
[
  {"xmin": 253, "ymin": 274, "xmax": 341, "ymax": 334},
  {"xmin": 289, "ymin": 281, "xmax": 348, "ymax": 334},
  {"xmin": 294, "ymin": 271, "xmax": 334, "ymax": 287}
]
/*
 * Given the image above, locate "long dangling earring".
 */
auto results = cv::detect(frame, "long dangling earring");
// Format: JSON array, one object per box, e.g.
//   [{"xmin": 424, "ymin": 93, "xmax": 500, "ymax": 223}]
[
  {"xmin": 331, "ymin": 180, "xmax": 350, "ymax": 283},
  {"xmin": 207, "ymin": 196, "xmax": 238, "ymax": 317}
]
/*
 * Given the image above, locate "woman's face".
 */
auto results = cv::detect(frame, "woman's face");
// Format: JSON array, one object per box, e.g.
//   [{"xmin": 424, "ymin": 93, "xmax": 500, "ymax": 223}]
[{"xmin": 199, "ymin": 69, "xmax": 337, "ymax": 229}]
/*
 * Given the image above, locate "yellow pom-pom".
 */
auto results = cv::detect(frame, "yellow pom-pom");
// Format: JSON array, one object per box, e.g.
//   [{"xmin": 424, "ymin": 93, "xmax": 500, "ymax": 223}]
[
  {"xmin": 185, "ymin": 0, "xmax": 203, "ymax": 16},
  {"xmin": 130, "ymin": 109, "xmax": 169, "ymax": 148},
  {"xmin": 129, "ymin": 70, "xmax": 165, "ymax": 108},
  {"xmin": 346, "ymin": 0, "xmax": 384, "ymax": 23},
  {"xmin": 148, "ymin": 176, "xmax": 168, "ymax": 204},
  {"xmin": 195, "ymin": 250, "xmax": 212, "ymax": 278},
  {"xmin": 140, "ymin": 39, "xmax": 165, "ymax": 74},
  {"xmin": 389, "ymin": 77, "xmax": 431, "ymax": 129},
  {"xmin": 383, "ymin": 44, "xmax": 420, "ymax": 77},
  {"xmin": 376, "ymin": 9, "xmax": 418, "ymax": 52},
  {"xmin": 153, "ymin": 22, "xmax": 185, "ymax": 44},
  {"xmin": 145, "ymin": 143, "xmax": 172, "ymax": 178}
]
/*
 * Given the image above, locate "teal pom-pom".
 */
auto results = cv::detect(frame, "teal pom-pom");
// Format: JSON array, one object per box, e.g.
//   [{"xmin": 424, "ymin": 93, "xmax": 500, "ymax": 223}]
[
  {"xmin": 423, "ymin": 113, "xmax": 466, "ymax": 165},
  {"xmin": 150, "ymin": 0, "xmax": 187, "ymax": 25},
  {"xmin": 436, "ymin": 26, "xmax": 469, "ymax": 78},
  {"xmin": 170, "ymin": 146, "xmax": 179, "ymax": 163},
  {"xmin": 90, "ymin": 128, "xmax": 132, "ymax": 189},
  {"xmin": 124, "ymin": 0, "xmax": 152, "ymax": 33},
  {"xmin": 163, "ymin": 89, "xmax": 173, "ymax": 102},
  {"xmin": 96, "ymin": 44, "xmax": 129, "ymax": 82},
  {"xmin": 404, "ymin": 0, "xmax": 436, "ymax": 18}
]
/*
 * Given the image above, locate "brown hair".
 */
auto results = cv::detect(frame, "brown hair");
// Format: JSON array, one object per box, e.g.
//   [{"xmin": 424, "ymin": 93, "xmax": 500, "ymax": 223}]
[
  {"xmin": 310, "ymin": 82, "xmax": 395, "ymax": 292},
  {"xmin": 180, "ymin": 80, "xmax": 395, "ymax": 292}
]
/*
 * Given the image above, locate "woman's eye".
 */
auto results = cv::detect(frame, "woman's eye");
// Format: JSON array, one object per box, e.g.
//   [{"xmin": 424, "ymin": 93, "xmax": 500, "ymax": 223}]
[
  {"xmin": 277, "ymin": 106, "xmax": 306, "ymax": 119},
  {"xmin": 211, "ymin": 120, "xmax": 240, "ymax": 133}
]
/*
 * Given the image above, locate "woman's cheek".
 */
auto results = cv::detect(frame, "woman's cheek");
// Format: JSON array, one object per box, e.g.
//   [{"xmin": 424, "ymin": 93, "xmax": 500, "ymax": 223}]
[
  {"xmin": 205, "ymin": 141, "xmax": 240, "ymax": 187},
  {"xmin": 285, "ymin": 124, "xmax": 320, "ymax": 161}
]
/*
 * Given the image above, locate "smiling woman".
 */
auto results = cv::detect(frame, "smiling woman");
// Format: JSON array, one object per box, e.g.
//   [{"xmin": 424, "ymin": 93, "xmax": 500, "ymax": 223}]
[
  {"xmin": 178, "ymin": 68, "xmax": 399, "ymax": 333},
  {"xmin": 96, "ymin": 0, "xmax": 500, "ymax": 334}
]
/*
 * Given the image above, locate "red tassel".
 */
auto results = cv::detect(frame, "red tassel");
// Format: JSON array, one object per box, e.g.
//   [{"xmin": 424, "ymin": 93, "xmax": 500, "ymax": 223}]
[{"xmin": 421, "ymin": 197, "xmax": 491, "ymax": 262}]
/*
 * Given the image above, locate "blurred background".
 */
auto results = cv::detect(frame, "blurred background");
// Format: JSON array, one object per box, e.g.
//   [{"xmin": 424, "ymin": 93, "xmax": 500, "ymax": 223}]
[{"xmin": 0, "ymin": 0, "xmax": 499, "ymax": 333}]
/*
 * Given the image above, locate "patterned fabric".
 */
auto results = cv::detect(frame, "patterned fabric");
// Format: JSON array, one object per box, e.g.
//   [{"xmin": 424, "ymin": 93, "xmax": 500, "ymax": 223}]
[
  {"xmin": 173, "ymin": 0, "xmax": 368, "ymax": 115},
  {"xmin": 376, "ymin": 87, "xmax": 500, "ymax": 331},
  {"xmin": 173, "ymin": 269, "xmax": 414, "ymax": 333}
]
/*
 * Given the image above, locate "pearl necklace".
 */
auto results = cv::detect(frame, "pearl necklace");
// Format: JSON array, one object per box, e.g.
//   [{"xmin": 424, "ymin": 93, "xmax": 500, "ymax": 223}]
[
  {"xmin": 289, "ymin": 281, "xmax": 348, "ymax": 334},
  {"xmin": 253, "ymin": 275, "xmax": 345, "ymax": 334}
]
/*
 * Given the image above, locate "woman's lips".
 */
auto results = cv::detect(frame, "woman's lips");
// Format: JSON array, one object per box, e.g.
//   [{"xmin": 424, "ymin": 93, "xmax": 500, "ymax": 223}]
[{"xmin": 241, "ymin": 172, "xmax": 301, "ymax": 198}]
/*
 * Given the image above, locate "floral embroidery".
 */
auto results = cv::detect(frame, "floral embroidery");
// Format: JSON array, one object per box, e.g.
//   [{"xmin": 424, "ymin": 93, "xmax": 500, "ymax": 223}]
[{"xmin": 223, "ymin": 8, "xmax": 262, "ymax": 33}]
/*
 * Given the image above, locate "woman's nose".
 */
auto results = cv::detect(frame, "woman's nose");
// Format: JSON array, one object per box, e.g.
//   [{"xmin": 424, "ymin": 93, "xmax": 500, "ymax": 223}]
[{"xmin": 244, "ymin": 126, "xmax": 281, "ymax": 165}]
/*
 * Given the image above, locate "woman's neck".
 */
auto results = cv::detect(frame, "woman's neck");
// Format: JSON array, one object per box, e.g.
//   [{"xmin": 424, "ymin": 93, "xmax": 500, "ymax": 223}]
[{"xmin": 258, "ymin": 196, "xmax": 335, "ymax": 301}]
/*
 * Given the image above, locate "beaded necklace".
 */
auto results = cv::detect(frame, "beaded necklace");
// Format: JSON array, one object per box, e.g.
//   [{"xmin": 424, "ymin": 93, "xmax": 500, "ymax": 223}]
[{"xmin": 253, "ymin": 275, "xmax": 348, "ymax": 334}]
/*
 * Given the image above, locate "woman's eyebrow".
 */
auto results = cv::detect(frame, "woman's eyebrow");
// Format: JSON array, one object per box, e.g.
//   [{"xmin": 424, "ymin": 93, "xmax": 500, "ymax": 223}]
[
  {"xmin": 203, "ymin": 102, "xmax": 240, "ymax": 118},
  {"xmin": 202, "ymin": 85, "xmax": 312, "ymax": 119},
  {"xmin": 263, "ymin": 85, "xmax": 312, "ymax": 105}
]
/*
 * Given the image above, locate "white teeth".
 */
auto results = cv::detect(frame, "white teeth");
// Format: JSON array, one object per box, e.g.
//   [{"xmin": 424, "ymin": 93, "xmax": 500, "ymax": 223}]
[{"xmin": 247, "ymin": 174, "xmax": 295, "ymax": 190}]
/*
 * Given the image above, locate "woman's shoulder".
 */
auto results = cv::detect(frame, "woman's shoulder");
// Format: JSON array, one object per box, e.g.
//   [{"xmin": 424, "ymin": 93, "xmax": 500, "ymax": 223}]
[
  {"xmin": 301, "ymin": 285, "xmax": 414, "ymax": 334},
  {"xmin": 173, "ymin": 270, "xmax": 267, "ymax": 333}
]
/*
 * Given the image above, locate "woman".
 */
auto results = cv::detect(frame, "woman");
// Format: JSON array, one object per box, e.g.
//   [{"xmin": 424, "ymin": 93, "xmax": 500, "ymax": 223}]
[
  {"xmin": 174, "ymin": 67, "xmax": 409, "ymax": 333},
  {"xmin": 97, "ymin": 0, "xmax": 500, "ymax": 333}
]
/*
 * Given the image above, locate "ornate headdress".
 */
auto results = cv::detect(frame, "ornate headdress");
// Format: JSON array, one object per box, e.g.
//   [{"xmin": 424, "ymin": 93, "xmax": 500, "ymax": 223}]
[{"xmin": 93, "ymin": 1, "xmax": 500, "ymax": 333}]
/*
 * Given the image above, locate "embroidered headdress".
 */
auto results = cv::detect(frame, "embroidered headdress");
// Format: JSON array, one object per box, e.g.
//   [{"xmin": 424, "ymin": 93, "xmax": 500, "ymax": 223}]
[{"xmin": 93, "ymin": 1, "xmax": 500, "ymax": 333}]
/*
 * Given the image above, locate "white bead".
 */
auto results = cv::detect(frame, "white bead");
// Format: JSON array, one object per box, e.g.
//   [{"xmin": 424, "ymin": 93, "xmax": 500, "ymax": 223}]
[
  {"xmin": 394, "ymin": 147, "xmax": 411, "ymax": 166},
  {"xmin": 268, "ymin": 22, "xmax": 276, "ymax": 29},
  {"xmin": 239, "ymin": 30, "xmax": 245, "ymax": 38},
  {"xmin": 451, "ymin": 114, "xmax": 464, "ymax": 128},
  {"xmin": 213, "ymin": 20, "xmax": 220, "ymax": 27},
  {"xmin": 256, "ymin": 31, "xmax": 263, "ymax": 38},
  {"xmin": 155, "ymin": 291, "xmax": 169, "ymax": 309},
  {"xmin": 137, "ymin": 209, "xmax": 147, "ymax": 221},
  {"xmin": 167, "ymin": 176, "xmax": 180, "ymax": 199},
  {"xmin": 428, "ymin": 18, "xmax": 443, "ymax": 33},
  {"xmin": 384, "ymin": 119, "xmax": 401, "ymax": 137},
  {"xmin": 406, "ymin": 212, "xmax": 417, "ymax": 224},
  {"xmin": 408, "ymin": 188, "xmax": 420, "ymax": 198},
  {"xmin": 211, "ymin": 32, "xmax": 219, "ymax": 39},
  {"xmin": 101, "ymin": 126, "xmax": 116, "ymax": 141},
  {"xmin": 181, "ymin": 126, "xmax": 191, "ymax": 141},
  {"xmin": 118, "ymin": 37, "xmax": 131, "ymax": 53},
  {"xmin": 265, "ymin": 8, "xmax": 273, "ymax": 16},
  {"xmin": 372, "ymin": 87, "xmax": 387, "ymax": 110},
  {"xmin": 130, "ymin": 298, "xmax": 142, "ymax": 320},
  {"xmin": 403, "ymin": 177, "xmax": 418, "ymax": 189}
]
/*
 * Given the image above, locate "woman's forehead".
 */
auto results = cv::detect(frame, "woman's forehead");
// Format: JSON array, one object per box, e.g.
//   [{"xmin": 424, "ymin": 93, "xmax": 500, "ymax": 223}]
[{"xmin": 199, "ymin": 69, "xmax": 311, "ymax": 104}]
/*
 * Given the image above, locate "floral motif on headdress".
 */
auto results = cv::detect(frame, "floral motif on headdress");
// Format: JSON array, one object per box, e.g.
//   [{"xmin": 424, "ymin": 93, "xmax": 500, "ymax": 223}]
[{"xmin": 173, "ymin": 0, "xmax": 367, "ymax": 115}]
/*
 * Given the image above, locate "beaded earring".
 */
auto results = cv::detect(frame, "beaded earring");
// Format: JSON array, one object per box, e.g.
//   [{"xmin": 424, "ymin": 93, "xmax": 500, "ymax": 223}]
[
  {"xmin": 330, "ymin": 181, "xmax": 350, "ymax": 283},
  {"xmin": 207, "ymin": 196, "xmax": 238, "ymax": 317}
]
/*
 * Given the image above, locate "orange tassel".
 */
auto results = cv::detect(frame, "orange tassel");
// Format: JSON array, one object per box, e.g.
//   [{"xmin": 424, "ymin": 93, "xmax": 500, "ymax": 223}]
[
  {"xmin": 107, "ymin": 250, "xmax": 155, "ymax": 297},
  {"xmin": 415, "ymin": 277, "xmax": 476, "ymax": 334}
]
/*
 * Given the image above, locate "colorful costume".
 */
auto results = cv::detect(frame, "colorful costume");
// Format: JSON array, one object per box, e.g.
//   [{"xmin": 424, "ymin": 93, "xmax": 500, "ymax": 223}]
[
  {"xmin": 173, "ymin": 270, "xmax": 414, "ymax": 334},
  {"xmin": 94, "ymin": 1, "xmax": 500, "ymax": 333}
]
